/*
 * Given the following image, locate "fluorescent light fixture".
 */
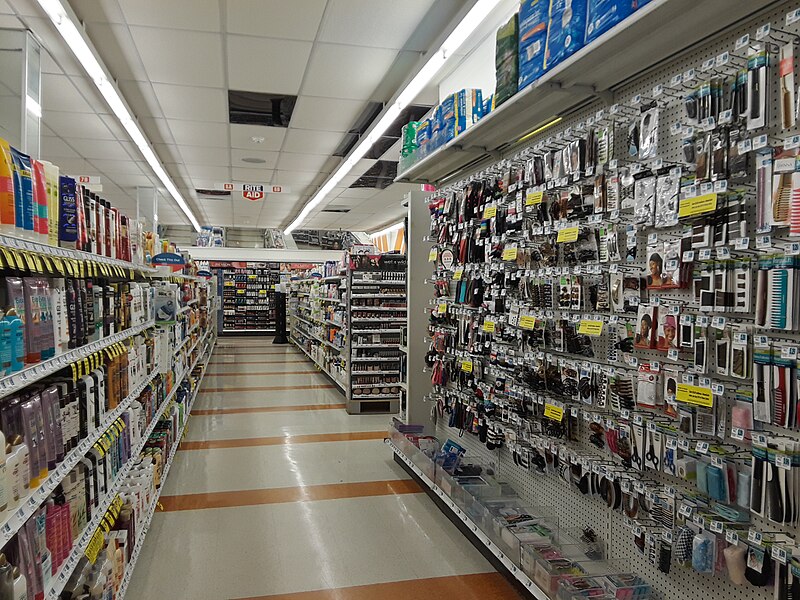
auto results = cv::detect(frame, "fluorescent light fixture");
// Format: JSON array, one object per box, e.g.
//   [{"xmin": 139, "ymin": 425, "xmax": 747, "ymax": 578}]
[
  {"xmin": 516, "ymin": 116, "xmax": 563, "ymax": 143},
  {"xmin": 284, "ymin": 0, "xmax": 502, "ymax": 235},
  {"xmin": 35, "ymin": 0, "xmax": 202, "ymax": 232},
  {"xmin": 26, "ymin": 96, "xmax": 42, "ymax": 118},
  {"xmin": 370, "ymin": 221, "xmax": 404, "ymax": 238}
]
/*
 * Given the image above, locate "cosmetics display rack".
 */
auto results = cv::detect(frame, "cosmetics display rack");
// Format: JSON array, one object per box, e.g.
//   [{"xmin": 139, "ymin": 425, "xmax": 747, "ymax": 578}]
[
  {"xmin": 289, "ymin": 276, "xmax": 349, "ymax": 392},
  {"xmin": 347, "ymin": 254, "xmax": 407, "ymax": 414},
  {"xmin": 45, "ymin": 326, "xmax": 215, "ymax": 600},
  {"xmin": 220, "ymin": 262, "xmax": 280, "ymax": 334},
  {"xmin": 403, "ymin": 2, "xmax": 800, "ymax": 599}
]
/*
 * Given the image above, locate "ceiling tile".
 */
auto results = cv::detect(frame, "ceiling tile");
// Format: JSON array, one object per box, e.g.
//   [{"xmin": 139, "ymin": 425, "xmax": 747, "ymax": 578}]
[
  {"xmin": 282, "ymin": 128, "xmax": 344, "ymax": 155},
  {"xmin": 230, "ymin": 124, "xmax": 285, "ymax": 151},
  {"xmin": 41, "ymin": 74, "xmax": 93, "ymax": 114},
  {"xmin": 226, "ymin": 0, "xmax": 327, "ymax": 40},
  {"xmin": 41, "ymin": 136, "xmax": 79, "ymax": 160},
  {"xmin": 120, "ymin": 0, "xmax": 220, "ymax": 31},
  {"xmin": 168, "ymin": 121, "xmax": 229, "ymax": 148},
  {"xmin": 83, "ymin": 23, "xmax": 149, "ymax": 82},
  {"xmin": 271, "ymin": 170, "xmax": 317, "ymax": 186},
  {"xmin": 104, "ymin": 173, "xmax": 155, "ymax": 188},
  {"xmin": 231, "ymin": 168, "xmax": 273, "ymax": 183},
  {"xmin": 69, "ymin": 0, "xmax": 126, "ymax": 23},
  {"xmin": 336, "ymin": 187, "xmax": 381, "ymax": 199},
  {"xmin": 179, "ymin": 145, "xmax": 230, "ymax": 167},
  {"xmin": 88, "ymin": 159, "xmax": 147, "ymax": 175},
  {"xmin": 231, "ymin": 148, "xmax": 279, "ymax": 170},
  {"xmin": 153, "ymin": 143, "xmax": 182, "ymax": 165},
  {"xmin": 43, "ymin": 111, "xmax": 117, "ymax": 141},
  {"xmin": 226, "ymin": 35, "xmax": 312, "ymax": 95},
  {"xmin": 185, "ymin": 165, "xmax": 230, "ymax": 181},
  {"xmin": 67, "ymin": 137, "xmax": 131, "ymax": 161},
  {"xmin": 302, "ymin": 43, "xmax": 399, "ymax": 100},
  {"xmin": 120, "ymin": 80, "xmax": 165, "ymax": 124},
  {"xmin": 290, "ymin": 96, "xmax": 367, "ymax": 133},
  {"xmin": 152, "ymin": 84, "xmax": 228, "ymax": 122},
  {"xmin": 140, "ymin": 117, "xmax": 176, "ymax": 146},
  {"xmin": 275, "ymin": 152, "xmax": 331, "ymax": 173},
  {"xmin": 318, "ymin": 0, "xmax": 436, "ymax": 50},
  {"xmin": 130, "ymin": 27, "xmax": 224, "ymax": 87}
]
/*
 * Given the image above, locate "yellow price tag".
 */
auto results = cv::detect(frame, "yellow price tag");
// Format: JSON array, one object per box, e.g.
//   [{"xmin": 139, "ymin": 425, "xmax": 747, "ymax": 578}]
[
  {"xmin": 453, "ymin": 267, "xmax": 464, "ymax": 281},
  {"xmin": 676, "ymin": 383, "xmax": 714, "ymax": 407},
  {"xmin": 33, "ymin": 255, "xmax": 44, "ymax": 273},
  {"xmin": 84, "ymin": 529, "xmax": 105, "ymax": 564},
  {"xmin": 526, "ymin": 191, "xmax": 544, "ymax": 206},
  {"xmin": 678, "ymin": 193, "xmax": 717, "ymax": 218},
  {"xmin": 502, "ymin": 247, "xmax": 518, "ymax": 261},
  {"xmin": 519, "ymin": 315, "xmax": 536, "ymax": 330},
  {"xmin": 22, "ymin": 252, "xmax": 36, "ymax": 272},
  {"xmin": 578, "ymin": 320, "xmax": 604, "ymax": 336},
  {"xmin": 461, "ymin": 360, "xmax": 473, "ymax": 373},
  {"xmin": 428, "ymin": 249, "xmax": 438, "ymax": 263},
  {"xmin": 53, "ymin": 257, "xmax": 64, "ymax": 274},
  {"xmin": 1, "ymin": 248, "xmax": 15, "ymax": 269},
  {"xmin": 483, "ymin": 320, "xmax": 496, "ymax": 333},
  {"xmin": 557, "ymin": 227, "xmax": 580, "ymax": 243},
  {"xmin": 437, "ymin": 303, "xmax": 447, "ymax": 315},
  {"xmin": 483, "ymin": 206, "xmax": 497, "ymax": 219},
  {"xmin": 544, "ymin": 403, "xmax": 565, "ymax": 422}
]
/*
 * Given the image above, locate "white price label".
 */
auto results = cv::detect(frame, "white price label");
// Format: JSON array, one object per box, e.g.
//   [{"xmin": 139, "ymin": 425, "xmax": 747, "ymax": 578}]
[
  {"xmin": 668, "ymin": 348, "xmax": 680, "ymax": 361},
  {"xmin": 756, "ymin": 235, "xmax": 772, "ymax": 249},
  {"xmin": 753, "ymin": 134, "xmax": 769, "ymax": 150},
  {"xmin": 726, "ymin": 530, "xmax": 739, "ymax": 545},
  {"xmin": 781, "ymin": 346, "xmax": 798, "ymax": 360},
  {"xmin": 734, "ymin": 237, "xmax": 750, "ymax": 250},
  {"xmin": 756, "ymin": 23, "xmax": 771, "ymax": 41},
  {"xmin": 787, "ymin": 9, "xmax": 800, "ymax": 25},
  {"xmin": 776, "ymin": 454, "xmax": 792, "ymax": 470},
  {"xmin": 735, "ymin": 34, "xmax": 750, "ymax": 50},
  {"xmin": 731, "ymin": 427, "xmax": 745, "ymax": 441},
  {"xmin": 683, "ymin": 251, "xmax": 695, "ymax": 262},
  {"xmin": 710, "ymin": 520, "xmax": 724, "ymax": 533},
  {"xmin": 748, "ymin": 529, "xmax": 763, "ymax": 545},
  {"xmin": 701, "ymin": 58, "xmax": 716, "ymax": 71},
  {"xmin": 696, "ymin": 441, "xmax": 710, "ymax": 454}
]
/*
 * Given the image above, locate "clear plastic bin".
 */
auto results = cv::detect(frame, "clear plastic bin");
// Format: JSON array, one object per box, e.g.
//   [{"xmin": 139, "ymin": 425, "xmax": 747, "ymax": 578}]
[{"xmin": 556, "ymin": 573, "xmax": 651, "ymax": 600}]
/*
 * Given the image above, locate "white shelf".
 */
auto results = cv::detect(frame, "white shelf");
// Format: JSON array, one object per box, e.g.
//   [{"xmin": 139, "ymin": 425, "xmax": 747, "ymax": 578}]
[
  {"xmin": 351, "ymin": 371, "xmax": 399, "ymax": 375},
  {"xmin": 0, "ymin": 233, "xmax": 158, "ymax": 274},
  {"xmin": 352, "ymin": 329, "xmax": 402, "ymax": 334},
  {"xmin": 351, "ymin": 281, "xmax": 406, "ymax": 286},
  {"xmin": 0, "ymin": 320, "xmax": 155, "ymax": 401},
  {"xmin": 351, "ymin": 294, "xmax": 405, "ymax": 299},
  {"xmin": 352, "ymin": 344, "xmax": 400, "ymax": 349},
  {"xmin": 395, "ymin": 0, "xmax": 775, "ymax": 185},
  {"xmin": 388, "ymin": 440, "xmax": 549, "ymax": 599},
  {"xmin": 353, "ymin": 394, "xmax": 400, "ymax": 399},
  {"xmin": 398, "ymin": 345, "xmax": 408, "ymax": 354},
  {"xmin": 351, "ymin": 357, "xmax": 400, "ymax": 362}
]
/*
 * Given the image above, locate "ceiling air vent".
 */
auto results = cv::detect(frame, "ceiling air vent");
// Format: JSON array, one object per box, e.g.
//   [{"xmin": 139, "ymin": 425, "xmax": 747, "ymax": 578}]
[
  {"xmin": 228, "ymin": 90, "xmax": 297, "ymax": 127},
  {"xmin": 195, "ymin": 189, "xmax": 230, "ymax": 197},
  {"xmin": 322, "ymin": 208, "xmax": 351, "ymax": 213}
]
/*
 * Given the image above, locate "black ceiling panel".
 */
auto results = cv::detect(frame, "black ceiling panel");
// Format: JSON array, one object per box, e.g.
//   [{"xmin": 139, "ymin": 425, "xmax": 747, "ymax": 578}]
[
  {"xmin": 228, "ymin": 90, "xmax": 296, "ymax": 127},
  {"xmin": 350, "ymin": 160, "xmax": 398, "ymax": 190}
]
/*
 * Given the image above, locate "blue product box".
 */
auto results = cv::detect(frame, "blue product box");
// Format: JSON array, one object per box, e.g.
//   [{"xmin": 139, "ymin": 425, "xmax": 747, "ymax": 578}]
[
  {"xmin": 518, "ymin": 0, "xmax": 549, "ymax": 89},
  {"xmin": 544, "ymin": 0, "xmax": 589, "ymax": 71},
  {"xmin": 415, "ymin": 118, "xmax": 431, "ymax": 157},
  {"xmin": 585, "ymin": 0, "xmax": 634, "ymax": 43},
  {"xmin": 456, "ymin": 88, "xmax": 483, "ymax": 132}
]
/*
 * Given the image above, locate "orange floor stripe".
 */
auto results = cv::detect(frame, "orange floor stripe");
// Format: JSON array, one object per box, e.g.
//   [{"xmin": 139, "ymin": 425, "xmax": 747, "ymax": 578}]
[
  {"xmin": 208, "ymin": 360, "xmax": 311, "ymax": 366},
  {"xmin": 179, "ymin": 431, "xmax": 386, "ymax": 450},
  {"xmin": 232, "ymin": 573, "xmax": 527, "ymax": 600},
  {"xmin": 191, "ymin": 403, "xmax": 346, "ymax": 415},
  {"xmin": 203, "ymin": 370, "xmax": 320, "ymax": 377},
  {"xmin": 159, "ymin": 479, "xmax": 421, "ymax": 512},
  {"xmin": 199, "ymin": 384, "xmax": 336, "ymax": 393}
]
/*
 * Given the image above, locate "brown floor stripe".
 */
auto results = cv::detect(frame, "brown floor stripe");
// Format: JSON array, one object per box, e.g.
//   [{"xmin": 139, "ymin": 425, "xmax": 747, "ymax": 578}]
[
  {"xmin": 208, "ymin": 360, "xmax": 311, "ymax": 366},
  {"xmin": 159, "ymin": 479, "xmax": 420, "ymax": 512},
  {"xmin": 232, "ymin": 573, "xmax": 527, "ymax": 600},
  {"xmin": 204, "ymin": 370, "xmax": 320, "ymax": 377},
  {"xmin": 192, "ymin": 403, "xmax": 346, "ymax": 415},
  {"xmin": 212, "ymin": 351, "xmax": 302, "ymax": 356},
  {"xmin": 179, "ymin": 430, "xmax": 385, "ymax": 450},
  {"xmin": 199, "ymin": 384, "xmax": 336, "ymax": 393}
]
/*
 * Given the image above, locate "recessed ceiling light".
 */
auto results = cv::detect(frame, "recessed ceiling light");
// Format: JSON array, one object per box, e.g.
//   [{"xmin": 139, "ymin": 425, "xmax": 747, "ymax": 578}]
[
  {"xmin": 242, "ymin": 157, "xmax": 266, "ymax": 164},
  {"xmin": 251, "ymin": 136, "xmax": 265, "ymax": 143}
]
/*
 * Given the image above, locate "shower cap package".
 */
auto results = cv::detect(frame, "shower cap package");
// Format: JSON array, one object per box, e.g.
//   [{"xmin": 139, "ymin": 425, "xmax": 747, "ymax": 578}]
[
  {"xmin": 654, "ymin": 172, "xmax": 680, "ymax": 228},
  {"xmin": 634, "ymin": 177, "xmax": 655, "ymax": 225}
]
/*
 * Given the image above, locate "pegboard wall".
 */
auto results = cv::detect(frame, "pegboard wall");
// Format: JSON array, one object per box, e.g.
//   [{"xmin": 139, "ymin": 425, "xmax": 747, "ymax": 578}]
[{"xmin": 419, "ymin": 1, "xmax": 800, "ymax": 599}]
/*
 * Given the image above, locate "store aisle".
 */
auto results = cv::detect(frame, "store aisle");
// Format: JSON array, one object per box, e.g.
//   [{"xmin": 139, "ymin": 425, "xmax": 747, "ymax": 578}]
[{"xmin": 126, "ymin": 338, "xmax": 525, "ymax": 600}]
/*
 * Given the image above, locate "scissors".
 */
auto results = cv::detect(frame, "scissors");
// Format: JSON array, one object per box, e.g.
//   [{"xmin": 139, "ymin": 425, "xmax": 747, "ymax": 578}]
[{"xmin": 645, "ymin": 429, "xmax": 660, "ymax": 470}]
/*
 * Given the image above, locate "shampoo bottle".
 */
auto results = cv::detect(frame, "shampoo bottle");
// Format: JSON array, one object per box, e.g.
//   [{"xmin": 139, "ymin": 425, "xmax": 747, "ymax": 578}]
[
  {"xmin": 4, "ymin": 310, "xmax": 24, "ymax": 374},
  {"xmin": 0, "ymin": 554, "xmax": 13, "ymax": 600},
  {"xmin": 11, "ymin": 566, "xmax": 25, "ymax": 600}
]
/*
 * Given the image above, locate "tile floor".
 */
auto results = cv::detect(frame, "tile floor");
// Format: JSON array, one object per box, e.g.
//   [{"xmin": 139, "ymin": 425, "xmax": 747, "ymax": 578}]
[{"xmin": 126, "ymin": 337, "xmax": 526, "ymax": 600}]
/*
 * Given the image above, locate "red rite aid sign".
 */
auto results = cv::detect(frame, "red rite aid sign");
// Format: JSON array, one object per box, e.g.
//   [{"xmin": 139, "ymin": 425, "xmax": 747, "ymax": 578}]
[{"xmin": 242, "ymin": 184, "xmax": 265, "ymax": 201}]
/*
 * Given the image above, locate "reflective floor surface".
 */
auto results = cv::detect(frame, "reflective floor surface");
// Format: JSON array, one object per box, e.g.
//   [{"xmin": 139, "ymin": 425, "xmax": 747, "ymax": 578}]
[{"xmin": 126, "ymin": 337, "xmax": 526, "ymax": 600}]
